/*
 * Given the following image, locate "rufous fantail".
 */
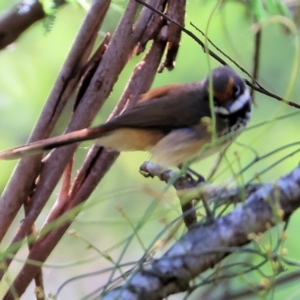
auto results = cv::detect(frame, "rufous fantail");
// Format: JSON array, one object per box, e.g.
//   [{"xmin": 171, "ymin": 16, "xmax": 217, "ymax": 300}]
[{"xmin": 0, "ymin": 66, "xmax": 251, "ymax": 166}]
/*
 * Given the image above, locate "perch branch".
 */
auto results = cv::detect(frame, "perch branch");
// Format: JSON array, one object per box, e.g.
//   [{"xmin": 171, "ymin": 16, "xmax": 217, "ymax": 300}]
[{"xmin": 101, "ymin": 164, "xmax": 300, "ymax": 300}]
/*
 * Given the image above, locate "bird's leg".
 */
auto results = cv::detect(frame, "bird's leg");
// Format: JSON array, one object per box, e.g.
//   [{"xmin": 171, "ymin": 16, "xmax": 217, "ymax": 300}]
[
  {"xmin": 177, "ymin": 164, "xmax": 216, "ymax": 224},
  {"xmin": 177, "ymin": 163, "xmax": 205, "ymax": 184},
  {"xmin": 140, "ymin": 162, "xmax": 214, "ymax": 228},
  {"xmin": 176, "ymin": 164, "xmax": 208, "ymax": 227},
  {"xmin": 186, "ymin": 167, "xmax": 205, "ymax": 183}
]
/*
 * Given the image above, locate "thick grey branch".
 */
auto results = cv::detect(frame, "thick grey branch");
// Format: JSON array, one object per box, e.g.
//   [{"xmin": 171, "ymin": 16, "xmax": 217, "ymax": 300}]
[{"xmin": 102, "ymin": 164, "xmax": 300, "ymax": 300}]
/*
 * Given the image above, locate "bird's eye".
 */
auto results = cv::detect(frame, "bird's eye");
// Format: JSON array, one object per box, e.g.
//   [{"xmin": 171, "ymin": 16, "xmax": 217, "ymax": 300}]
[{"xmin": 233, "ymin": 84, "xmax": 241, "ymax": 97}]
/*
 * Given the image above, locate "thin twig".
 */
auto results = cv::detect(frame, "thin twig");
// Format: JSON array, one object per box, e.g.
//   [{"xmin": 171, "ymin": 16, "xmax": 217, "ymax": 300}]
[
  {"xmin": 135, "ymin": 0, "xmax": 300, "ymax": 110},
  {"xmin": 217, "ymin": 270, "xmax": 300, "ymax": 300},
  {"xmin": 251, "ymin": 27, "xmax": 262, "ymax": 101}
]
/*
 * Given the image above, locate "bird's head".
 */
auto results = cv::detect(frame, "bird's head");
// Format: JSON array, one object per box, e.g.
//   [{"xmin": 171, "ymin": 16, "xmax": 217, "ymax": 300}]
[{"xmin": 203, "ymin": 66, "xmax": 251, "ymax": 115}]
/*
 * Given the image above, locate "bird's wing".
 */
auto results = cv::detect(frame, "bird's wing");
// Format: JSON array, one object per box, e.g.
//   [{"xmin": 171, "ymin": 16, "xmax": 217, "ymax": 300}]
[
  {"xmin": 101, "ymin": 82, "xmax": 209, "ymax": 131},
  {"xmin": 0, "ymin": 82, "xmax": 210, "ymax": 160}
]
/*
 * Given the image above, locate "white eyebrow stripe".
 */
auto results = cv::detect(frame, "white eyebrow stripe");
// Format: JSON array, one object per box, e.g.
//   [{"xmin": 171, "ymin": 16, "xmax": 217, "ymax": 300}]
[{"xmin": 230, "ymin": 88, "xmax": 251, "ymax": 112}]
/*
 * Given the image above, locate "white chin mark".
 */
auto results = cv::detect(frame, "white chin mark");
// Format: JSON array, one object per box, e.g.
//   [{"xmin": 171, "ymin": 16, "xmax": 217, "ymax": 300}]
[
  {"xmin": 214, "ymin": 106, "xmax": 229, "ymax": 115},
  {"xmin": 215, "ymin": 88, "xmax": 251, "ymax": 115}
]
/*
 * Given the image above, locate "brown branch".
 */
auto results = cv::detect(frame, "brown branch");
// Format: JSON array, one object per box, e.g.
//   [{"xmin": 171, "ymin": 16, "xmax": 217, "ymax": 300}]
[
  {"xmin": 136, "ymin": 0, "xmax": 166, "ymax": 54},
  {"xmin": 2, "ymin": 0, "xmax": 135, "ymax": 257},
  {"xmin": 74, "ymin": 36, "xmax": 110, "ymax": 111},
  {"xmin": 2, "ymin": 0, "xmax": 182, "ymax": 297},
  {"xmin": 0, "ymin": 0, "xmax": 111, "ymax": 286},
  {"xmin": 157, "ymin": 0, "xmax": 186, "ymax": 71},
  {"xmin": 101, "ymin": 164, "xmax": 300, "ymax": 300},
  {"xmin": 3, "ymin": 40, "xmax": 168, "ymax": 300},
  {"xmin": 135, "ymin": 0, "xmax": 227, "ymax": 65},
  {"xmin": 42, "ymin": 158, "xmax": 74, "ymax": 225},
  {"xmin": 24, "ymin": 195, "xmax": 45, "ymax": 300},
  {"xmin": 0, "ymin": 0, "xmax": 109, "ymax": 246},
  {"xmin": 0, "ymin": 0, "xmax": 66, "ymax": 50}
]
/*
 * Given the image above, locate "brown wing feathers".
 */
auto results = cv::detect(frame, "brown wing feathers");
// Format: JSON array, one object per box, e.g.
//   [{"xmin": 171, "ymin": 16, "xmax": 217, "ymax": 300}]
[
  {"xmin": 106, "ymin": 82, "xmax": 206, "ymax": 129},
  {"xmin": 0, "ymin": 82, "xmax": 206, "ymax": 160}
]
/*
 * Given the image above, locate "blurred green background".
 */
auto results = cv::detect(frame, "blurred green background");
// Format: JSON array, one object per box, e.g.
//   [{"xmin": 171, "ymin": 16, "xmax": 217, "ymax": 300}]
[{"xmin": 0, "ymin": 0, "xmax": 299, "ymax": 299}]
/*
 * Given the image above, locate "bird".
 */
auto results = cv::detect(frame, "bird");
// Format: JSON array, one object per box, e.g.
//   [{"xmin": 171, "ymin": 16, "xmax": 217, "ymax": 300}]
[{"xmin": 0, "ymin": 66, "xmax": 251, "ymax": 167}]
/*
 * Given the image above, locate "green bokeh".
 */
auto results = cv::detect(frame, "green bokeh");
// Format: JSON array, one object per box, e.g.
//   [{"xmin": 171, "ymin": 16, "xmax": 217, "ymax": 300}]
[{"xmin": 0, "ymin": 1, "xmax": 299, "ymax": 299}]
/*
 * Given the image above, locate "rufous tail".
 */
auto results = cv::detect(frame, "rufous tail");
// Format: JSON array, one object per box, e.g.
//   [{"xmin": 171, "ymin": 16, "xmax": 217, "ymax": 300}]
[{"xmin": 0, "ymin": 127, "xmax": 107, "ymax": 160}]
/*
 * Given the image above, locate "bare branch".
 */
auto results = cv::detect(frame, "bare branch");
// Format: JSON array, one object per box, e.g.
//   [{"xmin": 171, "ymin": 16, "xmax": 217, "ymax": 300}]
[
  {"xmin": 101, "ymin": 164, "xmax": 300, "ymax": 300},
  {"xmin": 0, "ymin": 0, "xmax": 111, "ymax": 287},
  {"xmin": 2, "ymin": 1, "xmax": 178, "ymax": 298}
]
